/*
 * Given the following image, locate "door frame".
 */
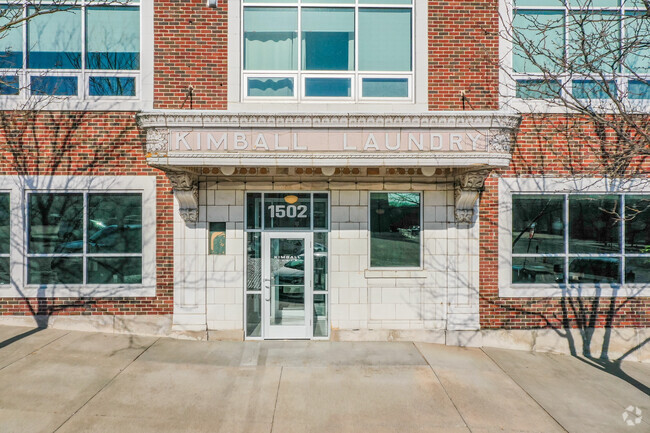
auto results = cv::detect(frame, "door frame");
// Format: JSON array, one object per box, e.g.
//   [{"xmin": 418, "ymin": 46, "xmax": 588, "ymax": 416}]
[{"xmin": 262, "ymin": 231, "xmax": 313, "ymax": 339}]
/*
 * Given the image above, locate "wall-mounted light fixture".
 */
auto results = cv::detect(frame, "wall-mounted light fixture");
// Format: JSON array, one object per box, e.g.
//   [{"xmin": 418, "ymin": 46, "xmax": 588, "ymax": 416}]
[
  {"xmin": 207, "ymin": 0, "xmax": 218, "ymax": 7},
  {"xmin": 284, "ymin": 195, "xmax": 299, "ymax": 204},
  {"xmin": 421, "ymin": 167, "xmax": 436, "ymax": 177},
  {"xmin": 321, "ymin": 167, "xmax": 336, "ymax": 176}
]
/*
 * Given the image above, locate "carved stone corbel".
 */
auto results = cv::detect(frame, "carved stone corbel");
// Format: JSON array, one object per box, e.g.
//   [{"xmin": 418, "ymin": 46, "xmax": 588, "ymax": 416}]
[
  {"xmin": 454, "ymin": 169, "xmax": 491, "ymax": 224},
  {"xmin": 167, "ymin": 171, "xmax": 199, "ymax": 223}
]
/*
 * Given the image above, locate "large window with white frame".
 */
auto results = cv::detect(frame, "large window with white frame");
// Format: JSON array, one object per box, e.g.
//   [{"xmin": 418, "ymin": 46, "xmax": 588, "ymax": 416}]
[
  {"xmin": 369, "ymin": 192, "xmax": 421, "ymax": 268},
  {"xmin": 27, "ymin": 192, "xmax": 143, "ymax": 285},
  {"xmin": 0, "ymin": 0, "xmax": 140, "ymax": 99},
  {"xmin": 0, "ymin": 176, "xmax": 155, "ymax": 298},
  {"xmin": 510, "ymin": 0, "xmax": 649, "ymax": 100},
  {"xmin": 242, "ymin": 0, "xmax": 413, "ymax": 101},
  {"xmin": 511, "ymin": 193, "xmax": 650, "ymax": 286}
]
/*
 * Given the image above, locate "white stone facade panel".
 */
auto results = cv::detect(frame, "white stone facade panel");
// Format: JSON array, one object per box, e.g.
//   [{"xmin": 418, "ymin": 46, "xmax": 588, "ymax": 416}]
[{"xmin": 173, "ymin": 180, "xmax": 482, "ymax": 336}]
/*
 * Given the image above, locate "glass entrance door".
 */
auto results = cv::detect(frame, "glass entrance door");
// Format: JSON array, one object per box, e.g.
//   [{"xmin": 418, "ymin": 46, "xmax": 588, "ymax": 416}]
[{"xmin": 263, "ymin": 232, "xmax": 313, "ymax": 339}]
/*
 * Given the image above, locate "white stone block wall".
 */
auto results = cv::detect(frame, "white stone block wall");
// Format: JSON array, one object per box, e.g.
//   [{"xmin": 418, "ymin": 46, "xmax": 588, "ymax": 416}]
[
  {"xmin": 173, "ymin": 180, "xmax": 481, "ymax": 336},
  {"xmin": 172, "ymin": 197, "xmax": 208, "ymax": 331},
  {"xmin": 203, "ymin": 183, "xmax": 245, "ymax": 331},
  {"xmin": 329, "ymin": 184, "xmax": 479, "ymax": 333}
]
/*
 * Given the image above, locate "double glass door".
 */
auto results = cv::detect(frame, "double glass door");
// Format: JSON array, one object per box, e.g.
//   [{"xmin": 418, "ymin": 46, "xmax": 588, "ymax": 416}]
[{"xmin": 263, "ymin": 232, "xmax": 313, "ymax": 339}]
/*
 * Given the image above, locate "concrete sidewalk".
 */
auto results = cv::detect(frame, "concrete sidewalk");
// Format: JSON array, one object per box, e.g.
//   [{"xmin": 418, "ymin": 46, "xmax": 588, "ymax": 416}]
[{"xmin": 0, "ymin": 326, "xmax": 647, "ymax": 433}]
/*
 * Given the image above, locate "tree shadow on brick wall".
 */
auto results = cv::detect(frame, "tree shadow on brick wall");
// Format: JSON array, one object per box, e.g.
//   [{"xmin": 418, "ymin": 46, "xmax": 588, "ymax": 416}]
[
  {"xmin": 0, "ymin": 109, "xmax": 149, "ymax": 341},
  {"xmin": 488, "ymin": 1, "xmax": 650, "ymax": 395},
  {"xmin": 482, "ymin": 179, "xmax": 649, "ymax": 395}
]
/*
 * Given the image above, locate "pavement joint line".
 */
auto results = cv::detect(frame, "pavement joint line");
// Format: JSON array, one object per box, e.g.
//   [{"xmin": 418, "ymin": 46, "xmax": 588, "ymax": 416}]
[
  {"xmin": 0, "ymin": 329, "xmax": 71, "ymax": 373},
  {"xmin": 51, "ymin": 336, "xmax": 161, "ymax": 433},
  {"xmin": 412, "ymin": 342, "xmax": 473, "ymax": 433},
  {"xmin": 269, "ymin": 365, "xmax": 284, "ymax": 433},
  {"xmin": 480, "ymin": 348, "xmax": 569, "ymax": 433}
]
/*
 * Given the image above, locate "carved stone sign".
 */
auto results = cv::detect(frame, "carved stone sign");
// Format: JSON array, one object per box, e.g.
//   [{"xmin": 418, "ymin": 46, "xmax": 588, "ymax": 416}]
[
  {"xmin": 138, "ymin": 112, "xmax": 521, "ymax": 168},
  {"xmin": 163, "ymin": 129, "xmax": 491, "ymax": 153}
]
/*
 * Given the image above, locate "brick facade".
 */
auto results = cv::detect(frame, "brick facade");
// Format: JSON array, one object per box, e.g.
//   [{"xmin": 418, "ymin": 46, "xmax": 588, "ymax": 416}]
[
  {"xmin": 0, "ymin": 112, "xmax": 173, "ymax": 316},
  {"xmin": 428, "ymin": 0, "xmax": 499, "ymax": 111},
  {"xmin": 154, "ymin": 0, "xmax": 228, "ymax": 110},
  {"xmin": 0, "ymin": 0, "xmax": 647, "ymax": 337},
  {"xmin": 479, "ymin": 114, "xmax": 650, "ymax": 329}
]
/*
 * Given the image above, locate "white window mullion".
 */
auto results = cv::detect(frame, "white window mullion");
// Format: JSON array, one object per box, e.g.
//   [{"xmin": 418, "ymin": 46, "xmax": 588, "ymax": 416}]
[
  {"xmin": 564, "ymin": 194, "xmax": 569, "ymax": 285},
  {"xmin": 297, "ymin": 3, "xmax": 302, "ymax": 102},
  {"xmin": 240, "ymin": 0, "xmax": 245, "ymax": 102},
  {"xmin": 81, "ymin": 3, "xmax": 86, "ymax": 99},
  {"xmin": 22, "ymin": 2, "xmax": 28, "ymax": 99},
  {"xmin": 564, "ymin": 5, "xmax": 570, "ymax": 99},
  {"xmin": 354, "ymin": 2, "xmax": 359, "ymax": 100}
]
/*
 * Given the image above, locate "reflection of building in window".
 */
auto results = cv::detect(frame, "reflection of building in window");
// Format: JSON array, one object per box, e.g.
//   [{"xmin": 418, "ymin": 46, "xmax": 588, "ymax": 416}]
[
  {"xmin": 511, "ymin": 0, "xmax": 649, "ymax": 100},
  {"xmin": 512, "ymin": 194, "xmax": 650, "ymax": 285},
  {"xmin": 0, "ymin": 4, "xmax": 140, "ymax": 98},
  {"xmin": 370, "ymin": 192, "xmax": 421, "ymax": 268},
  {"xmin": 27, "ymin": 192, "xmax": 143, "ymax": 285},
  {"xmin": 242, "ymin": 0, "xmax": 413, "ymax": 101}
]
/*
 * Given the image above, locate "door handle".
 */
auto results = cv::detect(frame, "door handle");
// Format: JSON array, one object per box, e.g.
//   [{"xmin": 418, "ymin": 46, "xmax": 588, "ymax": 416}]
[{"xmin": 264, "ymin": 278, "xmax": 271, "ymax": 302}]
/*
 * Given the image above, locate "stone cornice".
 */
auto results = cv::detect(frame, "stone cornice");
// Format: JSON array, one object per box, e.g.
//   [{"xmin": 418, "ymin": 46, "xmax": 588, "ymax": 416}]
[
  {"xmin": 137, "ymin": 110, "xmax": 522, "ymax": 130},
  {"xmin": 147, "ymin": 152, "xmax": 512, "ymax": 167}
]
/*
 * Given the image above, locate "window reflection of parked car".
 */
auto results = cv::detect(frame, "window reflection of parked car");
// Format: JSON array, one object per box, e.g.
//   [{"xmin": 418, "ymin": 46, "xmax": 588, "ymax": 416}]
[
  {"xmin": 51, "ymin": 225, "xmax": 142, "ymax": 283},
  {"xmin": 274, "ymin": 259, "xmax": 304, "ymax": 284},
  {"xmin": 297, "ymin": 242, "xmax": 326, "ymax": 257},
  {"xmin": 54, "ymin": 224, "xmax": 142, "ymax": 253},
  {"xmin": 273, "ymin": 259, "xmax": 305, "ymax": 306},
  {"xmin": 271, "ymin": 242, "xmax": 327, "ymax": 305},
  {"xmin": 512, "ymin": 264, "xmax": 562, "ymax": 284}
]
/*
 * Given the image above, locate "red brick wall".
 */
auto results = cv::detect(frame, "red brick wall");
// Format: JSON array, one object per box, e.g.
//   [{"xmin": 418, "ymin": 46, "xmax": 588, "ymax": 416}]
[
  {"xmin": 154, "ymin": 0, "xmax": 228, "ymax": 110},
  {"xmin": 0, "ymin": 111, "xmax": 173, "ymax": 316},
  {"xmin": 479, "ymin": 114, "xmax": 650, "ymax": 329},
  {"xmin": 428, "ymin": 0, "xmax": 499, "ymax": 111}
]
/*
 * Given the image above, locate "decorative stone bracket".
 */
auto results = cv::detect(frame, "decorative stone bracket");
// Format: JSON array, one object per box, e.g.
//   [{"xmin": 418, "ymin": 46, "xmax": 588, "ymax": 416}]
[
  {"xmin": 166, "ymin": 171, "xmax": 199, "ymax": 223},
  {"xmin": 454, "ymin": 169, "xmax": 491, "ymax": 224}
]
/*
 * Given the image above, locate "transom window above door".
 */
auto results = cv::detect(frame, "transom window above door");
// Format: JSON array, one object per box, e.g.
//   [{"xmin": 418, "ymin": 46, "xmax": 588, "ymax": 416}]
[
  {"xmin": 242, "ymin": 0, "xmax": 413, "ymax": 102},
  {"xmin": 246, "ymin": 192, "xmax": 329, "ymax": 231}
]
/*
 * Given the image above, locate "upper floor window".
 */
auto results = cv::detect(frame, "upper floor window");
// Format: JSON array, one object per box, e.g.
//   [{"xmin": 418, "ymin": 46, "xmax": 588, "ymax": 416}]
[
  {"xmin": 242, "ymin": 0, "xmax": 413, "ymax": 102},
  {"xmin": 0, "ymin": 1, "xmax": 140, "ymax": 99},
  {"xmin": 510, "ymin": 0, "xmax": 649, "ymax": 101}
]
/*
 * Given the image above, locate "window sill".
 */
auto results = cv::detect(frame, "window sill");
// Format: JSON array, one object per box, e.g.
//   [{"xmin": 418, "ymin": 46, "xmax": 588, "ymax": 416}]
[
  {"xmin": 227, "ymin": 101, "xmax": 429, "ymax": 114},
  {"xmin": 364, "ymin": 269, "xmax": 426, "ymax": 279},
  {"xmin": 0, "ymin": 96, "xmax": 151, "ymax": 112},
  {"xmin": 0, "ymin": 284, "xmax": 156, "ymax": 299}
]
